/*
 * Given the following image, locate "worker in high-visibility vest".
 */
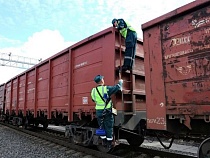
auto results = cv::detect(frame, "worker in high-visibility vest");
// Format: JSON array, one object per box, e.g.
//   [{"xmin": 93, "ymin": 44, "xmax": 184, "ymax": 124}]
[
  {"xmin": 112, "ymin": 18, "xmax": 137, "ymax": 72},
  {"xmin": 91, "ymin": 75, "xmax": 123, "ymax": 149}
]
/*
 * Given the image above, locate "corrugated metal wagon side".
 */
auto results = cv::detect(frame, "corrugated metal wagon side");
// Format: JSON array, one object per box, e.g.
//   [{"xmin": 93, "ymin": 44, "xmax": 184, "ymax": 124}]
[
  {"xmin": 1, "ymin": 47, "xmax": 71, "ymax": 127},
  {"xmin": 5, "ymin": 81, "xmax": 12, "ymax": 117},
  {"xmin": 0, "ymin": 84, "xmax": 5, "ymax": 117},
  {"xmin": 32, "ymin": 48, "xmax": 71, "ymax": 127},
  {"xmin": 142, "ymin": 0, "xmax": 210, "ymax": 134}
]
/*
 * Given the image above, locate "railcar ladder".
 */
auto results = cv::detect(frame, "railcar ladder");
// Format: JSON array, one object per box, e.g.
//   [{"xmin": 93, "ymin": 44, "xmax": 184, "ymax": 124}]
[
  {"xmin": 121, "ymin": 70, "xmax": 136, "ymax": 115},
  {"xmin": 118, "ymin": 32, "xmax": 136, "ymax": 117}
]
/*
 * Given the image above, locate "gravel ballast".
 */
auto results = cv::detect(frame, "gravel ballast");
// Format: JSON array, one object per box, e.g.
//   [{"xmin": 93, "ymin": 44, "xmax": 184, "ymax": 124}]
[{"xmin": 0, "ymin": 125, "xmax": 90, "ymax": 158}]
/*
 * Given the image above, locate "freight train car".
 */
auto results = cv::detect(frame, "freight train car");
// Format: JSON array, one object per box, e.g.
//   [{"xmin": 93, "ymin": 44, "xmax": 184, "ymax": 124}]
[
  {"xmin": 142, "ymin": 0, "xmax": 210, "ymax": 153},
  {"xmin": 3, "ymin": 48, "xmax": 71, "ymax": 128},
  {"xmin": 65, "ymin": 27, "xmax": 145, "ymax": 152},
  {"xmin": 0, "ymin": 27, "xmax": 145, "ymax": 151},
  {"xmin": 0, "ymin": 84, "xmax": 5, "ymax": 118}
]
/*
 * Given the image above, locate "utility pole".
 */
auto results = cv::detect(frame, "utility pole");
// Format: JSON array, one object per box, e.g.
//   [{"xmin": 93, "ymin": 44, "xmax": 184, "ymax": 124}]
[{"xmin": 0, "ymin": 52, "xmax": 42, "ymax": 69}]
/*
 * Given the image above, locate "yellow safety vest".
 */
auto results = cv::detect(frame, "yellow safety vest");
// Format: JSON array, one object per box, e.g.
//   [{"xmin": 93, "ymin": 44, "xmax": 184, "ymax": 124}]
[
  {"xmin": 91, "ymin": 86, "xmax": 112, "ymax": 110},
  {"xmin": 119, "ymin": 21, "xmax": 136, "ymax": 38}
]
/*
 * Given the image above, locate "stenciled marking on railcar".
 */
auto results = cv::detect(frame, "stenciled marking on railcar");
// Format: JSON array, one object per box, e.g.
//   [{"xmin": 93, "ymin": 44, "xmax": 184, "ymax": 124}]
[
  {"xmin": 75, "ymin": 61, "xmax": 88, "ymax": 69},
  {"xmin": 147, "ymin": 117, "xmax": 166, "ymax": 126},
  {"xmin": 28, "ymin": 82, "xmax": 32, "ymax": 85},
  {"xmin": 192, "ymin": 81, "xmax": 207, "ymax": 91},
  {"xmin": 160, "ymin": 102, "xmax": 164, "ymax": 107},
  {"xmin": 38, "ymin": 78, "xmax": 42, "ymax": 81},
  {"xmin": 194, "ymin": 44, "xmax": 210, "ymax": 51},
  {"xmin": 164, "ymin": 49, "xmax": 193, "ymax": 59},
  {"xmin": 170, "ymin": 36, "xmax": 191, "ymax": 47},
  {"xmin": 192, "ymin": 17, "xmax": 210, "ymax": 28},
  {"xmin": 82, "ymin": 97, "xmax": 88, "ymax": 104},
  {"xmin": 175, "ymin": 65, "xmax": 192, "ymax": 75}
]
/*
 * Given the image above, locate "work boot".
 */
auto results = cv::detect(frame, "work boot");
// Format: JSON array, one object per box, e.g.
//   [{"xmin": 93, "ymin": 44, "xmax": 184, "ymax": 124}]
[
  {"xmin": 116, "ymin": 65, "xmax": 128, "ymax": 73},
  {"xmin": 121, "ymin": 65, "xmax": 130, "ymax": 72},
  {"xmin": 102, "ymin": 138, "xmax": 107, "ymax": 146},
  {"xmin": 107, "ymin": 140, "xmax": 113, "ymax": 149}
]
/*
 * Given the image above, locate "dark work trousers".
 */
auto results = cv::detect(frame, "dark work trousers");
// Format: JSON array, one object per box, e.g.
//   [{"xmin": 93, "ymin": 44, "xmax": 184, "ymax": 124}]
[
  {"xmin": 96, "ymin": 109, "xmax": 114, "ymax": 139},
  {"xmin": 124, "ymin": 30, "xmax": 137, "ymax": 69}
]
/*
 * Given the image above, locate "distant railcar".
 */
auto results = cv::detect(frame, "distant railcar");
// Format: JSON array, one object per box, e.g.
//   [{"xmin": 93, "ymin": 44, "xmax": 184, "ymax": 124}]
[{"xmin": 0, "ymin": 84, "xmax": 5, "ymax": 118}]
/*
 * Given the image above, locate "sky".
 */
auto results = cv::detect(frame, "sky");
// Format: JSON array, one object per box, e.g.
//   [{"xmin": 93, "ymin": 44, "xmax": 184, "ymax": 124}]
[{"xmin": 0, "ymin": 0, "xmax": 194, "ymax": 84}]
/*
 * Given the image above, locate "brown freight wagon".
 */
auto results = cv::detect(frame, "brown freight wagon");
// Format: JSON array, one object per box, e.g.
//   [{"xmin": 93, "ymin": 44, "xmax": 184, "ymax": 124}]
[
  {"xmin": 142, "ymin": 0, "xmax": 210, "ymax": 136},
  {"xmin": 0, "ymin": 84, "xmax": 5, "ymax": 116},
  {"xmin": 2, "ymin": 27, "xmax": 145, "ymax": 136}
]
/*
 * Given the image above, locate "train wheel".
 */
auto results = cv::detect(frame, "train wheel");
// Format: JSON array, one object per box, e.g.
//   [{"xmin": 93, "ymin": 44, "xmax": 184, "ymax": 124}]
[
  {"xmin": 198, "ymin": 137, "xmax": 210, "ymax": 158},
  {"xmin": 126, "ymin": 135, "xmax": 144, "ymax": 147}
]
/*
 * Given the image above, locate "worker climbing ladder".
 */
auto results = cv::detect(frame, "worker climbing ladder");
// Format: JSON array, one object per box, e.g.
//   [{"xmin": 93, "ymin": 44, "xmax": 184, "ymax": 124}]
[{"xmin": 118, "ymin": 33, "xmax": 136, "ymax": 118}]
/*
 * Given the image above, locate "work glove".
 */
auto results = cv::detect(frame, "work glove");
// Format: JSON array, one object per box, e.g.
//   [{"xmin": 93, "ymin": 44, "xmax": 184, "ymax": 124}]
[{"xmin": 118, "ymin": 79, "xmax": 123, "ymax": 86}]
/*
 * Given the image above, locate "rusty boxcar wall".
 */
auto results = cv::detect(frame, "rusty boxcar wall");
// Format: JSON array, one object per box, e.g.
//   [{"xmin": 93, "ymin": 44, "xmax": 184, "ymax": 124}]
[
  {"xmin": 0, "ymin": 84, "xmax": 5, "ymax": 112},
  {"xmin": 142, "ymin": 0, "xmax": 210, "ymax": 131},
  {"xmin": 5, "ymin": 81, "xmax": 11, "ymax": 114}
]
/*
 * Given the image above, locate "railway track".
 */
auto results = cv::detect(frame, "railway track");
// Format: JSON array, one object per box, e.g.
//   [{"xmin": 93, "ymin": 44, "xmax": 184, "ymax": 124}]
[
  {"xmin": 0, "ymin": 122, "xmax": 117, "ymax": 158},
  {"xmin": 0, "ymin": 122, "xmax": 198, "ymax": 158}
]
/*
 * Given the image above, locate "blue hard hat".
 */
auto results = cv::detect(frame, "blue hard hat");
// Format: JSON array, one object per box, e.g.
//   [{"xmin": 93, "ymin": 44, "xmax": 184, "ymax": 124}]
[
  {"xmin": 94, "ymin": 75, "xmax": 104, "ymax": 83},
  {"xmin": 112, "ymin": 18, "xmax": 117, "ymax": 26}
]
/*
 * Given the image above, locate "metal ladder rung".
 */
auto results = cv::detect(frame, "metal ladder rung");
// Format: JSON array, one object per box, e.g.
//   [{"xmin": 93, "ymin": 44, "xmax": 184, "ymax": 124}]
[
  {"xmin": 124, "ymin": 112, "xmax": 136, "ymax": 115},
  {"xmin": 122, "ymin": 90, "xmax": 132, "ymax": 94},
  {"xmin": 124, "ymin": 80, "xmax": 132, "ymax": 83},
  {"xmin": 123, "ymin": 101, "xmax": 133, "ymax": 104}
]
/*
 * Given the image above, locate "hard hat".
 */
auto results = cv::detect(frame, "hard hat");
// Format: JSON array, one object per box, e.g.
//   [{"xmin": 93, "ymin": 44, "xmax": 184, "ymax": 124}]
[
  {"xmin": 112, "ymin": 18, "xmax": 117, "ymax": 26},
  {"xmin": 94, "ymin": 75, "xmax": 104, "ymax": 83}
]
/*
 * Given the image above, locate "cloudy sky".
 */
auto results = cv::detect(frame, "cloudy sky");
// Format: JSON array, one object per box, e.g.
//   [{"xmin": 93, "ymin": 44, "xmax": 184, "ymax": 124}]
[{"xmin": 0, "ymin": 0, "xmax": 194, "ymax": 84}]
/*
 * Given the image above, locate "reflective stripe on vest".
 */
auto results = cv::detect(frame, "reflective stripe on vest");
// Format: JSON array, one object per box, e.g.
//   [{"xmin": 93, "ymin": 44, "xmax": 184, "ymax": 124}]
[
  {"xmin": 91, "ymin": 86, "xmax": 112, "ymax": 110},
  {"xmin": 119, "ymin": 21, "xmax": 135, "ymax": 38}
]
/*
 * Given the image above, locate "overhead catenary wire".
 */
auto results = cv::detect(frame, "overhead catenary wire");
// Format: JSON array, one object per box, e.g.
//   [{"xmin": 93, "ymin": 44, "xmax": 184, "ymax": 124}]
[{"xmin": 0, "ymin": 52, "xmax": 42, "ymax": 69}]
